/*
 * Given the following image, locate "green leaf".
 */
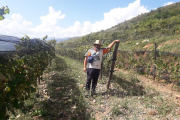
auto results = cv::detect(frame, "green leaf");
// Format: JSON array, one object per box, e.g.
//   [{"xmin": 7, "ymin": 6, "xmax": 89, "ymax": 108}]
[
  {"xmin": 4, "ymin": 9, "xmax": 9, "ymax": 14},
  {"xmin": 0, "ymin": 15, "xmax": 4, "ymax": 20},
  {"xmin": 4, "ymin": 86, "xmax": 10, "ymax": 92}
]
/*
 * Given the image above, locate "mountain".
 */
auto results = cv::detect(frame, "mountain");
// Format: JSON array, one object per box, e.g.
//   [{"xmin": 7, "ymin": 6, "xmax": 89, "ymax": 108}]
[
  {"xmin": 58, "ymin": 2, "xmax": 180, "ymax": 48},
  {"xmin": 47, "ymin": 37, "xmax": 76, "ymax": 43}
]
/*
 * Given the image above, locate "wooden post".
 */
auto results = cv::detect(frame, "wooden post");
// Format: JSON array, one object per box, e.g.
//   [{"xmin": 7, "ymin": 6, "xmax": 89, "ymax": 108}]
[
  {"xmin": 37, "ymin": 76, "xmax": 40, "ymax": 85},
  {"xmin": 107, "ymin": 42, "xmax": 119, "ymax": 89},
  {"xmin": 153, "ymin": 43, "xmax": 157, "ymax": 80}
]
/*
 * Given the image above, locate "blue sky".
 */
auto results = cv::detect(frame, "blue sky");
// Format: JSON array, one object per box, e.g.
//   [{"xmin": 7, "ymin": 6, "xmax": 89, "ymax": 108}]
[{"xmin": 0, "ymin": 0, "xmax": 179, "ymax": 38}]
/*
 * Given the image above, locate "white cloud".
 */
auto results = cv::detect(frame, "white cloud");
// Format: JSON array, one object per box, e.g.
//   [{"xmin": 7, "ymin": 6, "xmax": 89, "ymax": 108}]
[
  {"xmin": 40, "ymin": 6, "xmax": 66, "ymax": 27},
  {"xmin": 163, "ymin": 2, "xmax": 174, "ymax": 6},
  {"xmin": 90, "ymin": 0, "xmax": 149, "ymax": 32},
  {"xmin": 0, "ymin": 14, "xmax": 32, "ymax": 37},
  {"xmin": 0, "ymin": 0, "xmax": 149, "ymax": 39}
]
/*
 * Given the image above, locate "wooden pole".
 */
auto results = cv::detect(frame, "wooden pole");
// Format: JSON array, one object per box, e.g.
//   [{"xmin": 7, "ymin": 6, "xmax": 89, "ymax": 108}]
[
  {"xmin": 107, "ymin": 42, "xmax": 119, "ymax": 89},
  {"xmin": 153, "ymin": 43, "xmax": 157, "ymax": 80}
]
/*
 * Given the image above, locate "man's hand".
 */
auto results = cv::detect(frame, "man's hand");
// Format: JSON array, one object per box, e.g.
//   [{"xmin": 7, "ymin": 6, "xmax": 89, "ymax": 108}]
[
  {"xmin": 114, "ymin": 40, "xmax": 120, "ymax": 42},
  {"xmin": 107, "ymin": 40, "xmax": 120, "ymax": 49},
  {"xmin": 83, "ymin": 68, "xmax": 86, "ymax": 72}
]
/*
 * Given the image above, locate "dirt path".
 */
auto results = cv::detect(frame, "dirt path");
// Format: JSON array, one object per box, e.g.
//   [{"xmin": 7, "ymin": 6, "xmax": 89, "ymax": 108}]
[{"xmin": 115, "ymin": 68, "xmax": 180, "ymax": 106}]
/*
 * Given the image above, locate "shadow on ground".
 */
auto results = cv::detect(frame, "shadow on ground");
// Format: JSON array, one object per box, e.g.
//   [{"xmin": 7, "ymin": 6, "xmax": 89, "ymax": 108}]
[
  {"xmin": 111, "ymin": 74, "xmax": 145, "ymax": 96},
  {"xmin": 34, "ymin": 56, "xmax": 91, "ymax": 120},
  {"xmin": 98, "ymin": 71, "xmax": 146, "ymax": 98}
]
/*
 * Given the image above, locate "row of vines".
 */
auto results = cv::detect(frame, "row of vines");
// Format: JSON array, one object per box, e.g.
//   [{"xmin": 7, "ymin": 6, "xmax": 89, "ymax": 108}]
[
  {"xmin": 0, "ymin": 36, "xmax": 55, "ymax": 119},
  {"xmin": 57, "ymin": 45, "xmax": 180, "ymax": 86},
  {"xmin": 116, "ymin": 50, "xmax": 180, "ymax": 85}
]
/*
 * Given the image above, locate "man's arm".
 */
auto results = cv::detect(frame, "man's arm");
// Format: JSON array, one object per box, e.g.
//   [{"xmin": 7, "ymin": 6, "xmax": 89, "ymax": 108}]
[
  {"xmin": 83, "ymin": 57, "xmax": 87, "ymax": 72},
  {"xmin": 107, "ymin": 40, "xmax": 120, "ymax": 49}
]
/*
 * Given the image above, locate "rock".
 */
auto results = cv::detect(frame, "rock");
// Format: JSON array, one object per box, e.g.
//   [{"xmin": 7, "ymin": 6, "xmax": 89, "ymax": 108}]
[
  {"xmin": 71, "ymin": 105, "xmax": 76, "ymax": 109},
  {"xmin": 175, "ymin": 95, "xmax": 180, "ymax": 100},
  {"xmin": 43, "ymin": 89, "xmax": 48, "ymax": 92},
  {"xmin": 44, "ymin": 95, "xmax": 50, "ymax": 99},
  {"xmin": 55, "ymin": 87, "xmax": 61, "ymax": 91},
  {"xmin": 148, "ymin": 110, "xmax": 156, "ymax": 115},
  {"xmin": 161, "ymin": 117, "xmax": 169, "ymax": 120},
  {"xmin": 16, "ymin": 114, "xmax": 20, "ymax": 119},
  {"xmin": 62, "ymin": 97, "xmax": 69, "ymax": 100},
  {"xmin": 48, "ymin": 98, "xmax": 56, "ymax": 103},
  {"xmin": 79, "ymin": 84, "xmax": 84, "ymax": 88}
]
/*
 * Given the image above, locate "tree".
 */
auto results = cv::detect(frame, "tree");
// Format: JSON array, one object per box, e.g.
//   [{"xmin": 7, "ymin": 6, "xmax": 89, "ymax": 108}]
[
  {"xmin": 112, "ymin": 32, "xmax": 117, "ymax": 40},
  {"xmin": 0, "ymin": 6, "xmax": 10, "ymax": 20},
  {"xmin": 43, "ymin": 35, "xmax": 48, "ymax": 41},
  {"xmin": 48, "ymin": 39, "xmax": 57, "ymax": 47}
]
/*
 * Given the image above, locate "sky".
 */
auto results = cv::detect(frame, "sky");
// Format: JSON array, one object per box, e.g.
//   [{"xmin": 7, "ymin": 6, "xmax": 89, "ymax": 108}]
[{"xmin": 0, "ymin": 0, "xmax": 179, "ymax": 39}]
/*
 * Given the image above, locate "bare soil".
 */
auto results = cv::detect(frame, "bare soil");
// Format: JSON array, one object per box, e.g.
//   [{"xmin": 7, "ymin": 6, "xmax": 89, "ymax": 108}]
[{"xmin": 115, "ymin": 68, "xmax": 180, "ymax": 107}]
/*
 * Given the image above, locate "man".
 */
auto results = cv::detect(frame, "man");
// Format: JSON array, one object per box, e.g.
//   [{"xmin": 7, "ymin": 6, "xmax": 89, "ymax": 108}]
[{"xmin": 83, "ymin": 39, "xmax": 120, "ymax": 96}]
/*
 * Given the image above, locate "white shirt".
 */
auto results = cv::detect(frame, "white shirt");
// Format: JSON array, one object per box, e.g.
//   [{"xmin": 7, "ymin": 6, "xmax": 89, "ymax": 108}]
[{"xmin": 85, "ymin": 48, "xmax": 108, "ymax": 69}]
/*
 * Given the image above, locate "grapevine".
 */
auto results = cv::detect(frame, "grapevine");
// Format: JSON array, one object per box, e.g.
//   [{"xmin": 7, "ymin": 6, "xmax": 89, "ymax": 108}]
[{"xmin": 0, "ymin": 36, "xmax": 55, "ymax": 119}]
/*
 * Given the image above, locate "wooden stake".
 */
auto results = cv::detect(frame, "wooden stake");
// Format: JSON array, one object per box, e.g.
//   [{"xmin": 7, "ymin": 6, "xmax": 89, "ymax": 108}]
[
  {"xmin": 153, "ymin": 43, "xmax": 157, "ymax": 80},
  {"xmin": 107, "ymin": 42, "xmax": 119, "ymax": 89}
]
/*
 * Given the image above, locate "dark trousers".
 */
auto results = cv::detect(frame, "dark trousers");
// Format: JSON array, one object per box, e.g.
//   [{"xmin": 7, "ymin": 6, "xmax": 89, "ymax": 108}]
[{"xmin": 86, "ymin": 68, "xmax": 100, "ymax": 91}]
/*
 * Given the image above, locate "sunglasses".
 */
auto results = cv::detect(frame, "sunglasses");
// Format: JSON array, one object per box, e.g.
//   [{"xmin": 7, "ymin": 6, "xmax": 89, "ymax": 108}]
[{"xmin": 94, "ymin": 44, "xmax": 100, "ymax": 46}]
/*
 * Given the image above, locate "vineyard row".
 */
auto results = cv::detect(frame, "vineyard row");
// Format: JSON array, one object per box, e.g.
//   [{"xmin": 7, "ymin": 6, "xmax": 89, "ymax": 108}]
[
  {"xmin": 57, "ymin": 44, "xmax": 180, "ymax": 86},
  {"xmin": 0, "ymin": 36, "xmax": 55, "ymax": 119}
]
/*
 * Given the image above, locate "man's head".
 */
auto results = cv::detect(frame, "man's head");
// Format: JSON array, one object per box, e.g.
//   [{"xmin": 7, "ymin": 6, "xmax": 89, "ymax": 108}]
[{"xmin": 93, "ymin": 40, "xmax": 102, "ymax": 50}]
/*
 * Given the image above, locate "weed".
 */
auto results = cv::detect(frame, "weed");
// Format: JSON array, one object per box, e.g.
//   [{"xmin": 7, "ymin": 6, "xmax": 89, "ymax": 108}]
[
  {"xmin": 157, "ymin": 102, "xmax": 173, "ymax": 116},
  {"xmin": 98, "ymin": 79, "xmax": 106, "ymax": 84},
  {"xmin": 130, "ymin": 74, "xmax": 140, "ymax": 84},
  {"xmin": 111, "ymin": 106, "xmax": 124, "ymax": 116},
  {"xmin": 120, "ymin": 99, "xmax": 129, "ymax": 109},
  {"xmin": 31, "ymin": 108, "xmax": 46, "ymax": 116}
]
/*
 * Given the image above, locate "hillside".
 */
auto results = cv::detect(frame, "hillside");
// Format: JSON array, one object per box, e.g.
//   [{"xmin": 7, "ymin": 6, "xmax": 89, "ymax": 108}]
[{"xmin": 57, "ymin": 2, "xmax": 180, "ymax": 54}]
